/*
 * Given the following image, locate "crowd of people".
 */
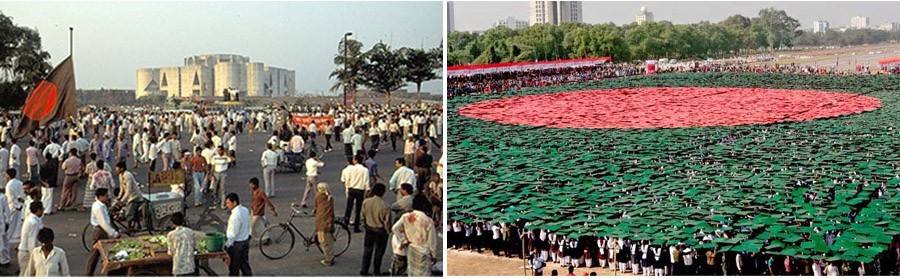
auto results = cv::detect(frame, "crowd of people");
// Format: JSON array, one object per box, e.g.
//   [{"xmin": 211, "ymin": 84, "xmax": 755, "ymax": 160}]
[
  {"xmin": 0, "ymin": 99, "xmax": 444, "ymax": 276},
  {"xmin": 449, "ymin": 220, "xmax": 900, "ymax": 276},
  {"xmin": 448, "ymin": 59, "xmax": 900, "ymax": 99},
  {"xmin": 447, "ymin": 64, "xmax": 643, "ymax": 98}
]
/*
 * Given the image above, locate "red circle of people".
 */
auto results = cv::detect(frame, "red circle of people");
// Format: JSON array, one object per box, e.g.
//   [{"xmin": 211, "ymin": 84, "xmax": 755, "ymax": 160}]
[{"xmin": 458, "ymin": 87, "xmax": 882, "ymax": 129}]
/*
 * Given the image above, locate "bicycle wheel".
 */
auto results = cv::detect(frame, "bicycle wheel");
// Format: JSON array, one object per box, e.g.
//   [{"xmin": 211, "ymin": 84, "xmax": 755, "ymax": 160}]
[
  {"xmin": 259, "ymin": 223, "xmax": 295, "ymax": 260},
  {"xmin": 82, "ymin": 223, "xmax": 93, "ymax": 252},
  {"xmin": 316, "ymin": 221, "xmax": 352, "ymax": 257}
]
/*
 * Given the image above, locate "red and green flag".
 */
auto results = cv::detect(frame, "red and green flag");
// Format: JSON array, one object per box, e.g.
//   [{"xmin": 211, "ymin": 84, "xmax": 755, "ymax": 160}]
[{"xmin": 13, "ymin": 56, "xmax": 76, "ymax": 139}]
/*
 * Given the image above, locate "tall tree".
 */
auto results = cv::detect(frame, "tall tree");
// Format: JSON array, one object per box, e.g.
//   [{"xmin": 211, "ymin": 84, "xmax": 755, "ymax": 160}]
[
  {"xmin": 361, "ymin": 42, "xmax": 405, "ymax": 105},
  {"xmin": 399, "ymin": 46, "xmax": 442, "ymax": 101},
  {"xmin": 0, "ymin": 12, "xmax": 52, "ymax": 109},
  {"xmin": 328, "ymin": 37, "xmax": 364, "ymax": 100}
]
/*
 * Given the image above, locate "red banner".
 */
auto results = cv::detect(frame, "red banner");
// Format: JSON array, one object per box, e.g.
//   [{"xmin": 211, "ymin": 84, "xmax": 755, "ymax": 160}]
[{"xmin": 291, "ymin": 114, "xmax": 335, "ymax": 128}]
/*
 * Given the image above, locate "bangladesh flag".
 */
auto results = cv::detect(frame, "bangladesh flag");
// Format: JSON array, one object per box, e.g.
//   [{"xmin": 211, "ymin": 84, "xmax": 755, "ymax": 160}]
[{"xmin": 13, "ymin": 56, "xmax": 76, "ymax": 139}]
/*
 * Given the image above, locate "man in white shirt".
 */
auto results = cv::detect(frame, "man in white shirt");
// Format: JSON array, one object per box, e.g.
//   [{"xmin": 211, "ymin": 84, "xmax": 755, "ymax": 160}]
[
  {"xmin": 158, "ymin": 133, "xmax": 172, "ymax": 171},
  {"xmin": 25, "ymin": 141, "xmax": 41, "ymax": 182},
  {"xmin": 211, "ymin": 147, "xmax": 235, "ymax": 209},
  {"xmin": 9, "ymin": 139, "xmax": 21, "ymax": 174},
  {"xmin": 224, "ymin": 193, "xmax": 252, "ymax": 276},
  {"xmin": 24, "ymin": 228, "xmax": 70, "ymax": 276},
  {"xmin": 351, "ymin": 128, "xmax": 363, "ymax": 157},
  {"xmin": 85, "ymin": 188, "xmax": 119, "ymax": 275},
  {"xmin": 289, "ymin": 132, "xmax": 305, "ymax": 154},
  {"xmin": 227, "ymin": 130, "xmax": 237, "ymax": 155},
  {"xmin": 132, "ymin": 129, "xmax": 143, "ymax": 166},
  {"xmin": 259, "ymin": 144, "xmax": 279, "ymax": 198},
  {"xmin": 18, "ymin": 201, "xmax": 43, "ymax": 275},
  {"xmin": 308, "ymin": 121, "xmax": 318, "ymax": 137},
  {"xmin": 210, "ymin": 131, "xmax": 222, "ymax": 149},
  {"xmin": 340, "ymin": 155, "xmax": 369, "ymax": 233},
  {"xmin": 0, "ymin": 186, "xmax": 9, "ymax": 266},
  {"xmin": 300, "ymin": 152, "xmax": 324, "ymax": 208},
  {"xmin": 0, "ymin": 142, "xmax": 9, "ymax": 187},
  {"xmin": 42, "ymin": 138, "xmax": 62, "ymax": 163},
  {"xmin": 341, "ymin": 125, "xmax": 354, "ymax": 158},
  {"xmin": 5, "ymin": 169, "xmax": 24, "ymax": 246},
  {"xmin": 388, "ymin": 158, "xmax": 416, "ymax": 195}
]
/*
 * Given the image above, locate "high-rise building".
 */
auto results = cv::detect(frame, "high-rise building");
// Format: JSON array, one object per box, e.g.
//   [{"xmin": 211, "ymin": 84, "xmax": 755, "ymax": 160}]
[
  {"xmin": 494, "ymin": 16, "xmax": 529, "ymax": 30},
  {"xmin": 530, "ymin": 1, "xmax": 582, "ymax": 26},
  {"xmin": 851, "ymin": 16, "xmax": 869, "ymax": 29},
  {"xmin": 813, "ymin": 20, "xmax": 829, "ymax": 33},
  {"xmin": 137, "ymin": 54, "xmax": 295, "ymax": 99},
  {"xmin": 448, "ymin": 2, "xmax": 455, "ymax": 32},
  {"xmin": 635, "ymin": 6, "xmax": 654, "ymax": 25}
]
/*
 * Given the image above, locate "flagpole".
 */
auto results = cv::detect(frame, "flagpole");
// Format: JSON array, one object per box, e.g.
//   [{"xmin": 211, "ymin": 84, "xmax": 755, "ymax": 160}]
[{"xmin": 69, "ymin": 27, "xmax": 73, "ymax": 57}]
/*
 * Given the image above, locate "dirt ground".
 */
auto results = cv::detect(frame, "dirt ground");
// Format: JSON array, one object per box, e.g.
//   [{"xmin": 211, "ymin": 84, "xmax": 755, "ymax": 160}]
[
  {"xmin": 757, "ymin": 43, "xmax": 900, "ymax": 71},
  {"xmin": 447, "ymin": 249, "xmax": 638, "ymax": 276}
]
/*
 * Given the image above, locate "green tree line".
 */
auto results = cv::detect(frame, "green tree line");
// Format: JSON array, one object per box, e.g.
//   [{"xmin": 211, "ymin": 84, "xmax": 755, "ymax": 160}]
[
  {"xmin": 449, "ymin": 8, "xmax": 900, "ymax": 66},
  {"xmin": 330, "ymin": 39, "xmax": 442, "ymax": 104}
]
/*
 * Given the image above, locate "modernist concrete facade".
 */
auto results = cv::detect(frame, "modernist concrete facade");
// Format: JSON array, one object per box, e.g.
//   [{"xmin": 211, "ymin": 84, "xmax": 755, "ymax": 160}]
[{"xmin": 137, "ymin": 54, "xmax": 296, "ymax": 99}]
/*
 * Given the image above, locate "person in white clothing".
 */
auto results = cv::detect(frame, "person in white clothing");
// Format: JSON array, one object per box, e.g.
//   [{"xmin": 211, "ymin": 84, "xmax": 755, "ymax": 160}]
[
  {"xmin": 24, "ymin": 228, "xmax": 69, "ymax": 276},
  {"xmin": 340, "ymin": 155, "xmax": 369, "ymax": 232},
  {"xmin": 300, "ymin": 152, "xmax": 324, "ymax": 208},
  {"xmin": 0, "ymin": 189, "xmax": 9, "ymax": 266},
  {"xmin": 9, "ymin": 139, "xmax": 21, "ymax": 174},
  {"xmin": 289, "ymin": 132, "xmax": 305, "ymax": 154},
  {"xmin": 18, "ymin": 201, "xmax": 43, "ymax": 276},
  {"xmin": 5, "ymin": 169, "xmax": 25, "ymax": 246},
  {"xmin": 0, "ymin": 142, "xmax": 9, "ymax": 187},
  {"xmin": 224, "ymin": 193, "xmax": 252, "ymax": 276},
  {"xmin": 85, "ymin": 188, "xmax": 119, "ymax": 275},
  {"xmin": 388, "ymin": 158, "xmax": 416, "ymax": 195},
  {"xmin": 259, "ymin": 144, "xmax": 279, "ymax": 198}
]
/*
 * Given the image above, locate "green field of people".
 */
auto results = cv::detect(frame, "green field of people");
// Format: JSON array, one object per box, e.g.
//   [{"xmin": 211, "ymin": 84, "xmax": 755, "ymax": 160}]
[{"xmin": 448, "ymin": 73, "xmax": 900, "ymax": 262}]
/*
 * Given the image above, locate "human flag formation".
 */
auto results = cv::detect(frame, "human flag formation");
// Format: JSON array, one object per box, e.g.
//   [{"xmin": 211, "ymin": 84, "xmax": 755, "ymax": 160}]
[{"xmin": 13, "ymin": 56, "xmax": 77, "ymax": 139}]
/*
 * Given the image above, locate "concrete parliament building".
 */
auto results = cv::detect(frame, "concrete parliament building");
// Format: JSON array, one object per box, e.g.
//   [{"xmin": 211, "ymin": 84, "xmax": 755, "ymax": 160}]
[{"xmin": 136, "ymin": 54, "xmax": 296, "ymax": 99}]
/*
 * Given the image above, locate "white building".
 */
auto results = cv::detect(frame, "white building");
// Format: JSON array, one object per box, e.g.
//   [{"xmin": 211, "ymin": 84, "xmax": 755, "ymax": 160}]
[
  {"xmin": 494, "ymin": 16, "xmax": 529, "ymax": 29},
  {"xmin": 850, "ymin": 16, "xmax": 869, "ymax": 29},
  {"xmin": 813, "ymin": 20, "xmax": 829, "ymax": 33},
  {"xmin": 448, "ymin": 2, "xmax": 455, "ymax": 32},
  {"xmin": 635, "ymin": 6, "xmax": 654, "ymax": 25},
  {"xmin": 137, "ymin": 54, "xmax": 295, "ymax": 99},
  {"xmin": 876, "ymin": 22, "xmax": 899, "ymax": 31},
  {"xmin": 530, "ymin": 1, "xmax": 582, "ymax": 26}
]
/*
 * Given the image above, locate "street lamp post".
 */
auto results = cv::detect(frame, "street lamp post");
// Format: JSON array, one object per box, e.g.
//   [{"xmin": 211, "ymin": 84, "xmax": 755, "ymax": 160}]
[{"xmin": 342, "ymin": 31, "xmax": 353, "ymax": 107}]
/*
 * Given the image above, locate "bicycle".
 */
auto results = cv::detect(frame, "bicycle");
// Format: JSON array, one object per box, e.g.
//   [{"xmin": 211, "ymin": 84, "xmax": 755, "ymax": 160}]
[
  {"xmin": 258, "ymin": 203, "xmax": 352, "ymax": 260},
  {"xmin": 81, "ymin": 199, "xmax": 173, "ymax": 252}
]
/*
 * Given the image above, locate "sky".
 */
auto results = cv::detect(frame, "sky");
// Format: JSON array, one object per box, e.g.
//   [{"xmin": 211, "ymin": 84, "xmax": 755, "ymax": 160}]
[
  {"xmin": 2, "ymin": 1, "xmax": 443, "ymax": 95},
  {"xmin": 451, "ymin": 1, "xmax": 900, "ymax": 32}
]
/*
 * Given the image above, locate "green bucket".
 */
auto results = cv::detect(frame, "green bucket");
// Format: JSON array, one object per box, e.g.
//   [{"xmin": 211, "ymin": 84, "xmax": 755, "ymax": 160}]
[{"xmin": 205, "ymin": 232, "xmax": 226, "ymax": 252}]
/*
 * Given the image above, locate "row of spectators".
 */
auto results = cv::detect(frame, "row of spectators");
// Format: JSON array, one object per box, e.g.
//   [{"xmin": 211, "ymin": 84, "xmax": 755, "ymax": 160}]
[{"xmin": 448, "ymin": 60, "xmax": 900, "ymax": 99}]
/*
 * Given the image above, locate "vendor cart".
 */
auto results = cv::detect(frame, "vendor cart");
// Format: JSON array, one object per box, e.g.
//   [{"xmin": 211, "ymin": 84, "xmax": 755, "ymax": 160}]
[{"xmin": 94, "ymin": 236, "xmax": 228, "ymax": 276}]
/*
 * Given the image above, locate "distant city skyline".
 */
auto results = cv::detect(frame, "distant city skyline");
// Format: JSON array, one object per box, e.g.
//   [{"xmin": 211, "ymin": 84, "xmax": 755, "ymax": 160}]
[
  {"xmin": 2, "ymin": 2, "xmax": 443, "ymax": 95},
  {"xmin": 452, "ymin": 1, "xmax": 900, "ymax": 32}
]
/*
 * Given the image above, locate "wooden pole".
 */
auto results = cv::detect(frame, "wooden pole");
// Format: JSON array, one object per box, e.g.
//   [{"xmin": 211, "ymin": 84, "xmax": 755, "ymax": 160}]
[{"xmin": 522, "ymin": 234, "xmax": 527, "ymax": 276}]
